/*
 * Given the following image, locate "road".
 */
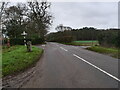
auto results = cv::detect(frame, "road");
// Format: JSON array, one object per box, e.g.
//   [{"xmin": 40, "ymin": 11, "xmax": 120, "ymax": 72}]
[{"xmin": 22, "ymin": 42, "xmax": 119, "ymax": 88}]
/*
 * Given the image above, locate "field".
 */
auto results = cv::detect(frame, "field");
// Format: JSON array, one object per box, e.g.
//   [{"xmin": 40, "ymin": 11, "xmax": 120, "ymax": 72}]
[
  {"xmin": 2, "ymin": 45, "xmax": 43, "ymax": 77},
  {"xmin": 87, "ymin": 46, "xmax": 119, "ymax": 59},
  {"xmin": 64, "ymin": 40, "xmax": 99, "ymax": 46},
  {"xmin": 73, "ymin": 40, "xmax": 99, "ymax": 46}
]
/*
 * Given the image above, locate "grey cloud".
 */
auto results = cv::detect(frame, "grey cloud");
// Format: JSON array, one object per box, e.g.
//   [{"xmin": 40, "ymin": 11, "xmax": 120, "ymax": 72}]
[{"xmin": 49, "ymin": 2, "xmax": 118, "ymax": 32}]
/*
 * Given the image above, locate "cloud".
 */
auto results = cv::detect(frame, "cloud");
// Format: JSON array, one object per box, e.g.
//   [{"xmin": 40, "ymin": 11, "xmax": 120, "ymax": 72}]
[{"xmin": 49, "ymin": 2, "xmax": 118, "ymax": 32}]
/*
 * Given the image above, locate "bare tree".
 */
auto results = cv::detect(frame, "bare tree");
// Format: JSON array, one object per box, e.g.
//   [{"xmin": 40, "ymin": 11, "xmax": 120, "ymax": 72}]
[
  {"xmin": 1, "ymin": 1, "xmax": 52, "ymax": 44},
  {"xmin": 27, "ymin": 1, "xmax": 53, "ymax": 39},
  {"xmin": 0, "ymin": 2, "xmax": 7, "ymax": 19},
  {"xmin": 55, "ymin": 24, "xmax": 72, "ymax": 32},
  {"xmin": 0, "ymin": 2, "xmax": 9, "ymax": 44}
]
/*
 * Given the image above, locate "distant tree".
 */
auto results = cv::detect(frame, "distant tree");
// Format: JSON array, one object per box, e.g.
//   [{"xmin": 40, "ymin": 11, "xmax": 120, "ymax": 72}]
[
  {"xmin": 55, "ymin": 24, "xmax": 64, "ymax": 32},
  {"xmin": 98, "ymin": 29, "xmax": 119, "ymax": 47},
  {"xmin": 55, "ymin": 24, "xmax": 72, "ymax": 32},
  {"xmin": 47, "ymin": 26, "xmax": 102, "ymax": 43}
]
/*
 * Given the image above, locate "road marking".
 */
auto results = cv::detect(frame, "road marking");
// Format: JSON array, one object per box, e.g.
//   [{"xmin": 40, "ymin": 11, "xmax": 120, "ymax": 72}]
[
  {"xmin": 72, "ymin": 46, "xmax": 78, "ymax": 48},
  {"xmin": 42, "ymin": 45, "xmax": 45, "ymax": 47},
  {"xmin": 60, "ymin": 47, "xmax": 68, "ymax": 52},
  {"xmin": 73, "ymin": 54, "xmax": 120, "ymax": 82}
]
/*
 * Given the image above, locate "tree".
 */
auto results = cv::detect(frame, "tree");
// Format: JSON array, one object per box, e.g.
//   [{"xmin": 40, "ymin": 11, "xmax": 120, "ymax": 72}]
[
  {"xmin": 27, "ymin": 1, "xmax": 53, "ymax": 39},
  {"xmin": 0, "ymin": 2, "xmax": 9, "ymax": 21},
  {"xmin": 55, "ymin": 24, "xmax": 72, "ymax": 32},
  {"xmin": 47, "ymin": 26, "xmax": 102, "ymax": 43},
  {"xmin": 0, "ymin": 2, "xmax": 9, "ymax": 37},
  {"xmin": 55, "ymin": 24, "xmax": 64, "ymax": 32},
  {"xmin": 4, "ymin": 4, "xmax": 27, "ymax": 38},
  {"xmin": 1, "ymin": 1, "xmax": 53, "ymax": 45}
]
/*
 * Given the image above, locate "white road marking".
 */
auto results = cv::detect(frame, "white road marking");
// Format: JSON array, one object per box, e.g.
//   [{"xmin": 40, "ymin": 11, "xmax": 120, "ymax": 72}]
[
  {"xmin": 72, "ymin": 46, "xmax": 78, "ymax": 48},
  {"xmin": 73, "ymin": 54, "xmax": 120, "ymax": 82},
  {"xmin": 60, "ymin": 47, "xmax": 68, "ymax": 52},
  {"xmin": 42, "ymin": 45, "xmax": 45, "ymax": 47}
]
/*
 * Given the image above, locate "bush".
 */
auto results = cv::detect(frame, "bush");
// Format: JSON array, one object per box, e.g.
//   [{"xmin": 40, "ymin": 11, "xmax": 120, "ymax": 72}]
[
  {"xmin": 10, "ymin": 38, "xmax": 25, "ymax": 45},
  {"xmin": 10, "ymin": 38, "xmax": 44, "ymax": 45},
  {"xmin": 55, "ymin": 36, "xmax": 74, "ymax": 43},
  {"xmin": 98, "ymin": 30, "xmax": 119, "ymax": 48},
  {"xmin": 31, "ymin": 37, "xmax": 44, "ymax": 45}
]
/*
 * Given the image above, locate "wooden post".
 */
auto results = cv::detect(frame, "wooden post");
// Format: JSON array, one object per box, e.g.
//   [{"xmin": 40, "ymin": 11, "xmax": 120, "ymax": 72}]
[
  {"xmin": 27, "ymin": 41, "xmax": 32, "ymax": 52},
  {"xmin": 7, "ymin": 38, "xmax": 10, "ymax": 48}
]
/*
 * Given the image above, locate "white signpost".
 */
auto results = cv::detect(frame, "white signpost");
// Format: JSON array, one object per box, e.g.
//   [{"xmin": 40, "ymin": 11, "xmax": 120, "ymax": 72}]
[{"xmin": 21, "ymin": 31, "xmax": 27, "ymax": 46}]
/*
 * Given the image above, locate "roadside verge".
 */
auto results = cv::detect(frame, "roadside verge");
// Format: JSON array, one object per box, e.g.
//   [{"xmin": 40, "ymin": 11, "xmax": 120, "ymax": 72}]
[
  {"xmin": 86, "ymin": 46, "xmax": 119, "ymax": 59},
  {"xmin": 2, "ymin": 45, "xmax": 43, "ymax": 77}
]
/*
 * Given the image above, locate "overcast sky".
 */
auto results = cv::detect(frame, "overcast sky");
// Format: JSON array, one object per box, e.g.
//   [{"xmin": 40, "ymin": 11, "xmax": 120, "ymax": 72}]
[{"xmin": 49, "ymin": 2, "xmax": 118, "ymax": 32}]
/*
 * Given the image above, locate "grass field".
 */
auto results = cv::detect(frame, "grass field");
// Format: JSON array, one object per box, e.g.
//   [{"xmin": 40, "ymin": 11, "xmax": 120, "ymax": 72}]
[
  {"xmin": 63, "ymin": 40, "xmax": 99, "ymax": 46},
  {"xmin": 73, "ymin": 40, "xmax": 99, "ymax": 46},
  {"xmin": 87, "ymin": 46, "xmax": 119, "ymax": 59},
  {"xmin": 2, "ymin": 45, "xmax": 43, "ymax": 77}
]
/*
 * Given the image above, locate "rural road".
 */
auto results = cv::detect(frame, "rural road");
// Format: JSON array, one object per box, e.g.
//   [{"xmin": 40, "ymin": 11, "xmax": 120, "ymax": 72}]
[{"xmin": 22, "ymin": 42, "xmax": 119, "ymax": 88}]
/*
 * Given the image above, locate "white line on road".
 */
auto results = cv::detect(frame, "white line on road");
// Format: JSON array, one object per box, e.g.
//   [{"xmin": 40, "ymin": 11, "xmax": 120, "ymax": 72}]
[
  {"xmin": 60, "ymin": 47, "xmax": 68, "ymax": 52},
  {"xmin": 73, "ymin": 54, "xmax": 120, "ymax": 82},
  {"xmin": 42, "ymin": 45, "xmax": 45, "ymax": 47}
]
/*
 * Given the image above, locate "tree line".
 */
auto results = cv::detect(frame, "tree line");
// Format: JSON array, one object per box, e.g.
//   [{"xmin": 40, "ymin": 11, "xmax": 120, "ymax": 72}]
[
  {"xmin": 46, "ymin": 25, "xmax": 120, "ymax": 48},
  {"xmin": 1, "ymin": 1, "xmax": 53, "ymax": 45}
]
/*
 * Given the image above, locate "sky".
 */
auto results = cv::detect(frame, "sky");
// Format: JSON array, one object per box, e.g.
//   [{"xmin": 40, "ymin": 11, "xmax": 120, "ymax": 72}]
[
  {"xmin": 2, "ymin": 1, "xmax": 118, "ymax": 32},
  {"xmin": 49, "ymin": 2, "xmax": 118, "ymax": 32}
]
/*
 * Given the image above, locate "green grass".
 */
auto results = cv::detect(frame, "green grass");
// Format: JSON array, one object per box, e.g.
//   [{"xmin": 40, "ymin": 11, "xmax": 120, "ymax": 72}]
[
  {"xmin": 2, "ymin": 45, "xmax": 43, "ymax": 77},
  {"xmin": 62, "ymin": 40, "xmax": 99, "ymax": 46},
  {"xmin": 72, "ymin": 40, "xmax": 99, "ymax": 46},
  {"xmin": 74, "ymin": 40, "xmax": 98, "ymax": 43},
  {"xmin": 87, "ymin": 46, "xmax": 119, "ymax": 58}
]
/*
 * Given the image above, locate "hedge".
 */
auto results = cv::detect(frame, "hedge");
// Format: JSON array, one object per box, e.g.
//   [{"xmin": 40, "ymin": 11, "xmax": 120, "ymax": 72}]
[{"xmin": 9, "ymin": 38, "xmax": 44, "ymax": 45}]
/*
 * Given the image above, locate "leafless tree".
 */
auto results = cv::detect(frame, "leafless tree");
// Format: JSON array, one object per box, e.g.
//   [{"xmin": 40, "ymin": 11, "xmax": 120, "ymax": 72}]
[
  {"xmin": 55, "ymin": 24, "xmax": 72, "ymax": 32},
  {"xmin": 27, "ymin": 1, "xmax": 53, "ymax": 38}
]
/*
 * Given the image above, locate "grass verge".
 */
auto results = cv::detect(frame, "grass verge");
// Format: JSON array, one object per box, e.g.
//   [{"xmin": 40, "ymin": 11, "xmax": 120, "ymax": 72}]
[
  {"xmin": 86, "ymin": 46, "xmax": 119, "ymax": 59},
  {"xmin": 2, "ymin": 45, "xmax": 43, "ymax": 77}
]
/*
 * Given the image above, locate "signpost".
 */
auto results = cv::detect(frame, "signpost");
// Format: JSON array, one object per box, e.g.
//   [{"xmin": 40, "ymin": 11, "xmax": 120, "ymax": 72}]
[{"xmin": 21, "ymin": 31, "xmax": 27, "ymax": 46}]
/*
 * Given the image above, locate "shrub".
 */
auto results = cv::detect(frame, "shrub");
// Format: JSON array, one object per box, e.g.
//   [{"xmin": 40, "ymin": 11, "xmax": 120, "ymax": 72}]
[
  {"xmin": 10, "ymin": 38, "xmax": 44, "ymax": 45},
  {"xmin": 98, "ymin": 30, "xmax": 119, "ymax": 48},
  {"xmin": 55, "ymin": 36, "xmax": 74, "ymax": 43}
]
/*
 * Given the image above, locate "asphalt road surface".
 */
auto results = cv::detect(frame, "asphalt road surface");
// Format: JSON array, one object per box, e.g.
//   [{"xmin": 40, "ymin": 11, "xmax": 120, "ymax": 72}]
[{"xmin": 22, "ymin": 42, "xmax": 119, "ymax": 88}]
